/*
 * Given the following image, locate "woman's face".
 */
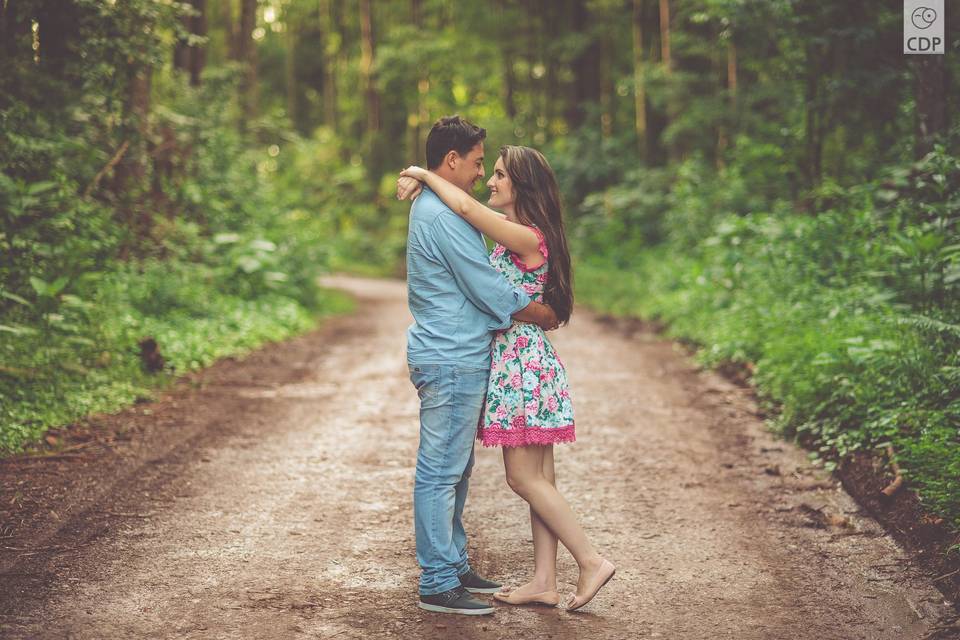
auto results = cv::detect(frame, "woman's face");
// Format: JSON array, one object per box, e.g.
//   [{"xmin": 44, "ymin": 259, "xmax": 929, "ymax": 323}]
[{"xmin": 486, "ymin": 156, "xmax": 515, "ymax": 212}]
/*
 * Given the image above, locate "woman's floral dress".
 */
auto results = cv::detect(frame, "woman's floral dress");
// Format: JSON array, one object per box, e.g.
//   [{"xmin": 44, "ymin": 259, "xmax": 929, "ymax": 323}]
[{"xmin": 478, "ymin": 226, "xmax": 576, "ymax": 447}]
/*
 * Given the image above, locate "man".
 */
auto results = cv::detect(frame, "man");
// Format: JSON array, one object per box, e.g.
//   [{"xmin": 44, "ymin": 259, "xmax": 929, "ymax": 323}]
[{"xmin": 404, "ymin": 116, "xmax": 558, "ymax": 615}]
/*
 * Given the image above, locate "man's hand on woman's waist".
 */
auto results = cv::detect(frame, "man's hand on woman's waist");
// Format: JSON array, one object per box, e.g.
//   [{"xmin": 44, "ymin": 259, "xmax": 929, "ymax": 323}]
[{"xmin": 512, "ymin": 301, "xmax": 559, "ymax": 331}]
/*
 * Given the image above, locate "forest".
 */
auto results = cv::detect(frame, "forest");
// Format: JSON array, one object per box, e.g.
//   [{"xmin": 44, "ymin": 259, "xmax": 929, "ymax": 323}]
[{"xmin": 1, "ymin": 0, "xmax": 958, "ymax": 551}]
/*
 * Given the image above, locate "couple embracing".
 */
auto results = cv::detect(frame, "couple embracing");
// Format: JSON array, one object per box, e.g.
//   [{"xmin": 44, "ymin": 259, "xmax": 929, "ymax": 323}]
[{"xmin": 399, "ymin": 115, "xmax": 615, "ymax": 616}]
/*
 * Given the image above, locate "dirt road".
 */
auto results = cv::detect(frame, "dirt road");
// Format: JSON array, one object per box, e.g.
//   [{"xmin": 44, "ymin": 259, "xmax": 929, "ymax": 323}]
[{"xmin": 1, "ymin": 275, "xmax": 955, "ymax": 639}]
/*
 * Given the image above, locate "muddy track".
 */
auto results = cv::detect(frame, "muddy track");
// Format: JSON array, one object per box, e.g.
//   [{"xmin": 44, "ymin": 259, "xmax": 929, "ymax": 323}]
[{"xmin": 0, "ymin": 275, "xmax": 956, "ymax": 639}]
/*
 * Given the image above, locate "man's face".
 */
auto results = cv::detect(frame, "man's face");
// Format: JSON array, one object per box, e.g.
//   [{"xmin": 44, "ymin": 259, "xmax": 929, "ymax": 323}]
[{"xmin": 450, "ymin": 142, "xmax": 485, "ymax": 192}]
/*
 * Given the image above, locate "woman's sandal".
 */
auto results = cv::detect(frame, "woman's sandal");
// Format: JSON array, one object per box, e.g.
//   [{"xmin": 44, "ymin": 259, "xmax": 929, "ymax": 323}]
[
  {"xmin": 493, "ymin": 586, "xmax": 561, "ymax": 607},
  {"xmin": 565, "ymin": 559, "xmax": 616, "ymax": 611}
]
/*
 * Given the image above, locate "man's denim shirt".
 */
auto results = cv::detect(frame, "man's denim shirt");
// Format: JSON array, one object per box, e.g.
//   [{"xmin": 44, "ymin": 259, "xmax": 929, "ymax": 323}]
[{"xmin": 406, "ymin": 187, "xmax": 531, "ymax": 366}]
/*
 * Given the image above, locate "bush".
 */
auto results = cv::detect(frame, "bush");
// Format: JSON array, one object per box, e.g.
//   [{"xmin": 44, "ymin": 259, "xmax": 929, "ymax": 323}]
[{"xmin": 570, "ymin": 145, "xmax": 960, "ymax": 529}]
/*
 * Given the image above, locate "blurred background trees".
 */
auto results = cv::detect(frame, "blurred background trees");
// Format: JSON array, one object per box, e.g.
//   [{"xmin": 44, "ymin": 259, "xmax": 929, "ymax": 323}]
[{"xmin": 1, "ymin": 1, "xmax": 959, "ymax": 533}]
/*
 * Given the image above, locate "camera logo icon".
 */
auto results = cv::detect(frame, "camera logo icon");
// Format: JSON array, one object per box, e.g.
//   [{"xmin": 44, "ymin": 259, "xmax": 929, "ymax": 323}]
[{"xmin": 911, "ymin": 6, "xmax": 937, "ymax": 29}]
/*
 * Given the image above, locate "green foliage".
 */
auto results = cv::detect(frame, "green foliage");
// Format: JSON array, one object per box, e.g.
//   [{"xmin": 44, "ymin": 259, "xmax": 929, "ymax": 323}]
[
  {"xmin": 571, "ymin": 144, "xmax": 960, "ymax": 529},
  {"xmin": 3, "ymin": 0, "xmax": 960, "ymax": 536},
  {"xmin": 0, "ymin": 2, "xmax": 393, "ymax": 452},
  {"xmin": 0, "ymin": 265, "xmax": 354, "ymax": 453}
]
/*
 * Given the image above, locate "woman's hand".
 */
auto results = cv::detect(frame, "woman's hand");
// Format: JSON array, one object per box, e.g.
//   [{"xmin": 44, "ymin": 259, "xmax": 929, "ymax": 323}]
[
  {"xmin": 396, "ymin": 176, "xmax": 422, "ymax": 201},
  {"xmin": 400, "ymin": 165, "xmax": 429, "ymax": 181}
]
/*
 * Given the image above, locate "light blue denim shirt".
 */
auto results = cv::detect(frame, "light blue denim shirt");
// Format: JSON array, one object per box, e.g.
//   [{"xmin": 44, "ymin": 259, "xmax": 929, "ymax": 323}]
[{"xmin": 406, "ymin": 187, "xmax": 531, "ymax": 366}]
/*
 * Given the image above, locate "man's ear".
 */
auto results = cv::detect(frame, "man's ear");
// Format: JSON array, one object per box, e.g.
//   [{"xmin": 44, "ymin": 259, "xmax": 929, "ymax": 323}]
[{"xmin": 444, "ymin": 150, "xmax": 459, "ymax": 170}]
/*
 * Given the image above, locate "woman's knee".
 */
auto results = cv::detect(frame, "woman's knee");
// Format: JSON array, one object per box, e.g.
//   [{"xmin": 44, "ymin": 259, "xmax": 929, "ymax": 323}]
[{"xmin": 505, "ymin": 468, "xmax": 542, "ymax": 498}]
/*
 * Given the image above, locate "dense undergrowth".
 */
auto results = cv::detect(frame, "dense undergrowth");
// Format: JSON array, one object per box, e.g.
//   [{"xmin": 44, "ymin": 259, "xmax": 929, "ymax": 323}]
[
  {"xmin": 570, "ymin": 140, "xmax": 960, "ymax": 532},
  {"xmin": 1, "ymin": 70, "xmax": 405, "ymax": 454}
]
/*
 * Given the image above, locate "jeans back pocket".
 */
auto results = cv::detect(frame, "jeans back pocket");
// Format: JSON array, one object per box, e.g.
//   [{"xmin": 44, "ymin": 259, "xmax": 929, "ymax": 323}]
[{"xmin": 409, "ymin": 364, "xmax": 440, "ymax": 401}]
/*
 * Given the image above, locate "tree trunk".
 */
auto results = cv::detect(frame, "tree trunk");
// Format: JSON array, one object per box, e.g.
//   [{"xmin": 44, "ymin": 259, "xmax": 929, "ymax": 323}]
[
  {"xmin": 543, "ymin": 0, "xmax": 561, "ymax": 129},
  {"xmin": 224, "ymin": 0, "xmax": 237, "ymax": 60},
  {"xmin": 599, "ymin": 34, "xmax": 613, "ymax": 138},
  {"xmin": 659, "ymin": 0, "xmax": 671, "ymax": 73},
  {"xmin": 527, "ymin": 1, "xmax": 541, "ymax": 128},
  {"xmin": 359, "ymin": 0, "xmax": 380, "ymax": 135},
  {"xmin": 113, "ymin": 64, "xmax": 154, "ymax": 256},
  {"xmin": 914, "ymin": 56, "xmax": 948, "ymax": 158},
  {"xmin": 190, "ymin": 0, "xmax": 207, "ymax": 86},
  {"xmin": 127, "ymin": 66, "xmax": 153, "ymax": 183},
  {"xmin": 408, "ymin": 0, "xmax": 426, "ymax": 164},
  {"xmin": 317, "ymin": 0, "xmax": 338, "ymax": 132},
  {"xmin": 174, "ymin": 0, "xmax": 206, "ymax": 86},
  {"xmin": 716, "ymin": 37, "xmax": 737, "ymax": 168},
  {"xmin": 658, "ymin": 0, "xmax": 679, "ymax": 160},
  {"xmin": 285, "ymin": 18, "xmax": 297, "ymax": 125},
  {"xmin": 497, "ymin": 0, "xmax": 517, "ymax": 119},
  {"xmin": 727, "ymin": 39, "xmax": 737, "ymax": 104},
  {"xmin": 632, "ymin": 0, "xmax": 647, "ymax": 158},
  {"xmin": 0, "ymin": 1, "xmax": 33, "ymax": 81},
  {"xmin": 803, "ymin": 43, "xmax": 823, "ymax": 185},
  {"xmin": 35, "ymin": 0, "xmax": 80, "ymax": 79},
  {"xmin": 566, "ymin": 0, "xmax": 600, "ymax": 128},
  {"xmin": 0, "ymin": 1, "xmax": 9, "ymax": 60},
  {"xmin": 236, "ymin": 0, "xmax": 258, "ymax": 130},
  {"xmin": 359, "ymin": 0, "xmax": 386, "ymax": 178}
]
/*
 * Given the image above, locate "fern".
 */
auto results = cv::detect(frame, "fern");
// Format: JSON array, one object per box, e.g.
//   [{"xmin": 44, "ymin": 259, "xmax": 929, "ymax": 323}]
[{"xmin": 895, "ymin": 314, "xmax": 960, "ymax": 339}]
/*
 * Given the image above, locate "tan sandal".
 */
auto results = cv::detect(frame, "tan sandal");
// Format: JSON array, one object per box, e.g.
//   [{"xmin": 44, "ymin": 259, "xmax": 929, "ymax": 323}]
[
  {"xmin": 493, "ymin": 586, "xmax": 561, "ymax": 606},
  {"xmin": 566, "ymin": 559, "xmax": 616, "ymax": 611}
]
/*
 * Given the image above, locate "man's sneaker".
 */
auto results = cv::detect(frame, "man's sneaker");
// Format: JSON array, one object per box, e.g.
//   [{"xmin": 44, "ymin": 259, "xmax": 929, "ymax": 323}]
[
  {"xmin": 418, "ymin": 586, "xmax": 494, "ymax": 615},
  {"xmin": 458, "ymin": 569, "xmax": 502, "ymax": 594}
]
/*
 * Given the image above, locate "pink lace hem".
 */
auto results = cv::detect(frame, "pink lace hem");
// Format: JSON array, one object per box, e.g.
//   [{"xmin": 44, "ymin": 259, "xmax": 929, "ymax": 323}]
[
  {"xmin": 477, "ymin": 424, "xmax": 576, "ymax": 448},
  {"xmin": 508, "ymin": 225, "xmax": 549, "ymax": 273}
]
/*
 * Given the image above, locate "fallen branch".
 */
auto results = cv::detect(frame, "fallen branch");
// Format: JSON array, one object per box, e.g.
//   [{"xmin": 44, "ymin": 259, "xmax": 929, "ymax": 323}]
[
  {"xmin": 2, "ymin": 544, "xmax": 78, "ymax": 552},
  {"xmin": 1, "ymin": 453, "xmax": 94, "ymax": 464},
  {"xmin": 83, "ymin": 139, "xmax": 130, "ymax": 198},
  {"xmin": 921, "ymin": 616, "xmax": 960, "ymax": 640},
  {"xmin": 880, "ymin": 445, "xmax": 903, "ymax": 497},
  {"xmin": 932, "ymin": 567, "xmax": 960, "ymax": 583}
]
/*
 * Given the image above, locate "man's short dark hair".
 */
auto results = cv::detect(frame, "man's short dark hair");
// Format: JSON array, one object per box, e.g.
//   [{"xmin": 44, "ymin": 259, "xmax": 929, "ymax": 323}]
[{"xmin": 425, "ymin": 115, "xmax": 486, "ymax": 170}]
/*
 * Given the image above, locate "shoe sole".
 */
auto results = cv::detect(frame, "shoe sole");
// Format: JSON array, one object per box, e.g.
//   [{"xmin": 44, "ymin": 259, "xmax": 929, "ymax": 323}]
[
  {"xmin": 418, "ymin": 602, "xmax": 494, "ymax": 615},
  {"xmin": 464, "ymin": 586, "xmax": 501, "ymax": 594}
]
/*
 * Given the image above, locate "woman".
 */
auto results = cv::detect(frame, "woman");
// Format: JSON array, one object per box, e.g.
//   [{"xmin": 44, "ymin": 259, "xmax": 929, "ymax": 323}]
[{"xmin": 396, "ymin": 145, "xmax": 615, "ymax": 611}]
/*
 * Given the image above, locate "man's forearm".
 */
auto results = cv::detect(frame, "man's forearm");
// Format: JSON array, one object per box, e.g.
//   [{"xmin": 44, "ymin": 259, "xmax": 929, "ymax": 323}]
[{"xmin": 512, "ymin": 301, "xmax": 558, "ymax": 330}]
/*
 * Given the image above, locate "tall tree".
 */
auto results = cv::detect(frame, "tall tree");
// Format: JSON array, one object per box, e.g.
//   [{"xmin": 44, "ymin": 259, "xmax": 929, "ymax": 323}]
[
  {"xmin": 496, "ymin": 0, "xmax": 518, "ymax": 119},
  {"xmin": 285, "ymin": 13, "xmax": 297, "ymax": 123},
  {"xmin": 632, "ymin": 0, "xmax": 647, "ymax": 158},
  {"xmin": 726, "ymin": 37, "xmax": 737, "ymax": 104},
  {"xmin": 658, "ymin": 0, "xmax": 671, "ymax": 72},
  {"xmin": 173, "ymin": 0, "xmax": 207, "ymax": 87},
  {"xmin": 358, "ymin": 0, "xmax": 380, "ymax": 135},
  {"xmin": 35, "ymin": 0, "xmax": 82, "ymax": 81},
  {"xmin": 317, "ymin": 0, "xmax": 338, "ymax": 132},
  {"xmin": 566, "ymin": 0, "xmax": 600, "ymax": 128},
  {"xmin": 408, "ymin": 0, "xmax": 426, "ymax": 165},
  {"xmin": 803, "ymin": 39, "xmax": 826, "ymax": 185},
  {"xmin": 235, "ymin": 0, "xmax": 258, "ymax": 129},
  {"xmin": 659, "ymin": 0, "xmax": 678, "ymax": 160},
  {"xmin": 914, "ymin": 56, "xmax": 948, "ymax": 158}
]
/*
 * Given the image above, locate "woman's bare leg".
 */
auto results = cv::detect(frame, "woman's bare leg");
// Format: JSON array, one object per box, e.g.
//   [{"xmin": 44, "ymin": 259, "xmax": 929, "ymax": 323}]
[
  {"xmin": 502, "ymin": 445, "xmax": 611, "ymax": 604},
  {"xmin": 529, "ymin": 445, "xmax": 558, "ymax": 589},
  {"xmin": 499, "ymin": 445, "xmax": 559, "ymax": 597}
]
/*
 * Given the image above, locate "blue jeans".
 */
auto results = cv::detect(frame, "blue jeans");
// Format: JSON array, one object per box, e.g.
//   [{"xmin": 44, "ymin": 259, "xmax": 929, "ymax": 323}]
[{"xmin": 408, "ymin": 362, "xmax": 489, "ymax": 595}]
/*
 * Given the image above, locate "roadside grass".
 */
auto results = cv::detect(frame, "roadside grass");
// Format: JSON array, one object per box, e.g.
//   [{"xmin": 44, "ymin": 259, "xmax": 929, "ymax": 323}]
[
  {"xmin": 0, "ymin": 265, "xmax": 354, "ymax": 455},
  {"xmin": 575, "ymin": 246, "xmax": 960, "ymax": 534}
]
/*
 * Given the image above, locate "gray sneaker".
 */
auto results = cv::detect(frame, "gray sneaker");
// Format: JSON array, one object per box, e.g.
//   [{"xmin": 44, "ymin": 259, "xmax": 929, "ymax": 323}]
[
  {"xmin": 458, "ymin": 569, "xmax": 502, "ymax": 594},
  {"xmin": 418, "ymin": 586, "xmax": 495, "ymax": 615}
]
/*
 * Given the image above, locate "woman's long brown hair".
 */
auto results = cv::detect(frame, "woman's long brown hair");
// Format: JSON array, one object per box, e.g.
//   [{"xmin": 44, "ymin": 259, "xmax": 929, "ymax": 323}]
[{"xmin": 500, "ymin": 145, "xmax": 574, "ymax": 325}]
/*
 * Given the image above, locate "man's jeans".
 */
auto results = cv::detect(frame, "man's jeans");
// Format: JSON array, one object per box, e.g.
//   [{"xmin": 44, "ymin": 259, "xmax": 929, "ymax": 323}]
[{"xmin": 408, "ymin": 362, "xmax": 489, "ymax": 596}]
